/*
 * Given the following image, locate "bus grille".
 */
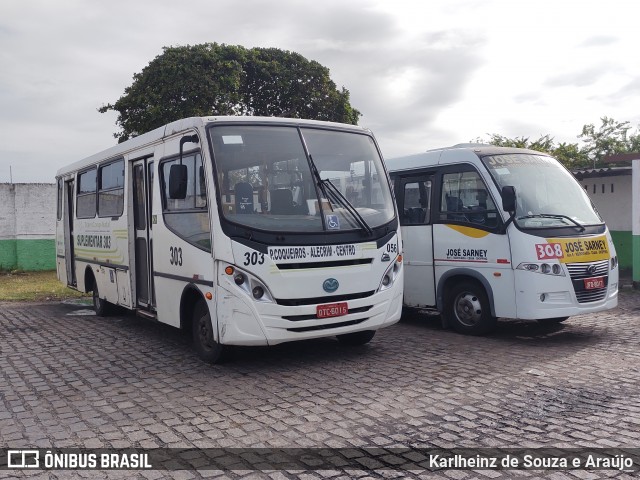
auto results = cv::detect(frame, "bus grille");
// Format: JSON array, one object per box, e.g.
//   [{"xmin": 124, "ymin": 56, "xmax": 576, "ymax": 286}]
[
  {"xmin": 287, "ymin": 318, "xmax": 367, "ymax": 333},
  {"xmin": 276, "ymin": 291, "xmax": 376, "ymax": 306},
  {"xmin": 566, "ymin": 260, "xmax": 609, "ymax": 303},
  {"xmin": 283, "ymin": 306, "xmax": 371, "ymax": 321},
  {"xmin": 276, "ymin": 258, "xmax": 373, "ymax": 270}
]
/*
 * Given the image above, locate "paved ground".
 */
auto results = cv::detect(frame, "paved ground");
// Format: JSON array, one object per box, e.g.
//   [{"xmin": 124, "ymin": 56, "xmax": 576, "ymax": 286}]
[{"xmin": 1, "ymin": 290, "xmax": 640, "ymax": 479}]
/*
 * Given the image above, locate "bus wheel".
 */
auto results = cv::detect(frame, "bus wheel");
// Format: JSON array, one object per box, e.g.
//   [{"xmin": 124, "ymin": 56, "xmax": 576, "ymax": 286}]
[
  {"xmin": 192, "ymin": 299, "xmax": 227, "ymax": 364},
  {"xmin": 337, "ymin": 330, "xmax": 375, "ymax": 346},
  {"xmin": 537, "ymin": 317, "xmax": 569, "ymax": 324},
  {"xmin": 445, "ymin": 282, "xmax": 496, "ymax": 335},
  {"xmin": 92, "ymin": 283, "xmax": 111, "ymax": 317}
]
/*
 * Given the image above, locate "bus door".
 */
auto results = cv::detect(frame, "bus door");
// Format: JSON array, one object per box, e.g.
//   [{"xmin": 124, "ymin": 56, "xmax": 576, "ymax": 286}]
[
  {"xmin": 432, "ymin": 167, "xmax": 513, "ymax": 313},
  {"xmin": 132, "ymin": 159, "xmax": 155, "ymax": 308},
  {"xmin": 63, "ymin": 179, "xmax": 76, "ymax": 286},
  {"xmin": 398, "ymin": 175, "xmax": 436, "ymax": 307}
]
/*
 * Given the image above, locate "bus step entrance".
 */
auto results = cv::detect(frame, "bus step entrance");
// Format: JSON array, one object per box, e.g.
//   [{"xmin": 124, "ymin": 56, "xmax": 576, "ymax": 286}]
[{"xmin": 136, "ymin": 309, "xmax": 157, "ymax": 321}]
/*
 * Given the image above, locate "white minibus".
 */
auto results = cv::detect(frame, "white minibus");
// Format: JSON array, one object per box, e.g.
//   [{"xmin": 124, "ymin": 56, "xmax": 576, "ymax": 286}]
[
  {"xmin": 56, "ymin": 117, "xmax": 403, "ymax": 362},
  {"xmin": 387, "ymin": 145, "xmax": 618, "ymax": 334}
]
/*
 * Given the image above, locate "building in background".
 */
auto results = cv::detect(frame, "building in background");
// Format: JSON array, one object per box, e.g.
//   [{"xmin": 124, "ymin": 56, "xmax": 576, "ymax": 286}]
[
  {"xmin": 0, "ymin": 183, "xmax": 56, "ymax": 271},
  {"xmin": 573, "ymin": 167, "xmax": 632, "ymax": 274}
]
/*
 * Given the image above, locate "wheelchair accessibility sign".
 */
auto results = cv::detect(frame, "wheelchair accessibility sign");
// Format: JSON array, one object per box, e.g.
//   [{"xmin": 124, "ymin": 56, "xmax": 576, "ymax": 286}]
[{"xmin": 326, "ymin": 214, "xmax": 340, "ymax": 230}]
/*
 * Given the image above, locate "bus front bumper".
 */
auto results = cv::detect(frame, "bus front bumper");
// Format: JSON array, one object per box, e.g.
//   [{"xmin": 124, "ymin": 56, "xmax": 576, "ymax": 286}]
[
  {"xmin": 513, "ymin": 268, "xmax": 619, "ymax": 320},
  {"xmin": 215, "ymin": 279, "xmax": 403, "ymax": 346}
]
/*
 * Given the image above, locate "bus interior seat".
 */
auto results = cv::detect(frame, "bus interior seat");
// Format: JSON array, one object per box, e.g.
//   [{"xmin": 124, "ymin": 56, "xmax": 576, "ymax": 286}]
[
  {"xmin": 467, "ymin": 206, "xmax": 486, "ymax": 225},
  {"xmin": 270, "ymin": 189, "xmax": 295, "ymax": 215},
  {"xmin": 235, "ymin": 182, "xmax": 254, "ymax": 214},
  {"xmin": 445, "ymin": 195, "xmax": 465, "ymax": 221},
  {"xmin": 446, "ymin": 195, "xmax": 463, "ymax": 211},
  {"xmin": 405, "ymin": 207, "xmax": 426, "ymax": 224}
]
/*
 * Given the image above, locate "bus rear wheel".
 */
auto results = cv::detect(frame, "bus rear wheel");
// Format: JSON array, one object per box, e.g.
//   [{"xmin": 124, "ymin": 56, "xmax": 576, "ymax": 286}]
[
  {"xmin": 92, "ymin": 282, "xmax": 111, "ymax": 317},
  {"xmin": 337, "ymin": 330, "xmax": 376, "ymax": 346},
  {"xmin": 445, "ymin": 281, "xmax": 496, "ymax": 335},
  {"xmin": 192, "ymin": 299, "xmax": 228, "ymax": 364}
]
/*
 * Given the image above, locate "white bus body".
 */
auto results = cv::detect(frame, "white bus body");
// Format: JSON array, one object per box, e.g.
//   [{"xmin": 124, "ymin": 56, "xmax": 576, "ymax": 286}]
[
  {"xmin": 56, "ymin": 117, "xmax": 403, "ymax": 362},
  {"xmin": 387, "ymin": 145, "xmax": 618, "ymax": 334}
]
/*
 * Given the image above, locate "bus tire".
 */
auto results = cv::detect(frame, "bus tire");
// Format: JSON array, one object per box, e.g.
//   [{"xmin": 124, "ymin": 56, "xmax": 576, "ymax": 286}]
[
  {"xmin": 92, "ymin": 282, "xmax": 111, "ymax": 317},
  {"xmin": 192, "ymin": 298, "xmax": 228, "ymax": 364},
  {"xmin": 445, "ymin": 281, "xmax": 496, "ymax": 335},
  {"xmin": 537, "ymin": 316, "xmax": 569, "ymax": 324},
  {"xmin": 337, "ymin": 330, "xmax": 375, "ymax": 346}
]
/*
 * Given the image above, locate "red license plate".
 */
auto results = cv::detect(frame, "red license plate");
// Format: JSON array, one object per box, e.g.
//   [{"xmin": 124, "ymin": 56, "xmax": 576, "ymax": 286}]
[
  {"xmin": 584, "ymin": 277, "xmax": 605, "ymax": 290},
  {"xmin": 316, "ymin": 302, "xmax": 348, "ymax": 319}
]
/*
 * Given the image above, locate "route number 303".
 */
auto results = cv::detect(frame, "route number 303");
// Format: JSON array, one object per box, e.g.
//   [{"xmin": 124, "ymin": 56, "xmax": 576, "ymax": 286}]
[
  {"xmin": 169, "ymin": 246, "xmax": 183, "ymax": 266},
  {"xmin": 244, "ymin": 251, "xmax": 265, "ymax": 266}
]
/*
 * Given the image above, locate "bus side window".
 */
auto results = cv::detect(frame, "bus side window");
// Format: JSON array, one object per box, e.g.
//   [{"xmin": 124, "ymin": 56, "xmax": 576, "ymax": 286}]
[
  {"xmin": 401, "ymin": 179, "xmax": 430, "ymax": 225},
  {"xmin": 77, "ymin": 167, "xmax": 97, "ymax": 219},
  {"xmin": 440, "ymin": 171, "xmax": 498, "ymax": 228},
  {"xmin": 160, "ymin": 153, "xmax": 211, "ymax": 251},
  {"xmin": 98, "ymin": 159, "xmax": 125, "ymax": 218}
]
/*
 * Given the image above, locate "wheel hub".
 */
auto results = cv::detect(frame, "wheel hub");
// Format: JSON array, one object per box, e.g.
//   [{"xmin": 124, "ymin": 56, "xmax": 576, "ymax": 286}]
[{"xmin": 454, "ymin": 292, "xmax": 482, "ymax": 326}]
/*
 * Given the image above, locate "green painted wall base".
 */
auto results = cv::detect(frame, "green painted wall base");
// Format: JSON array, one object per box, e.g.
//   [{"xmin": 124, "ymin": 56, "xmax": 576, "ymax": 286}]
[
  {"xmin": 0, "ymin": 239, "xmax": 17, "ymax": 270},
  {"xmin": 0, "ymin": 238, "xmax": 55, "ymax": 271},
  {"xmin": 610, "ymin": 230, "xmax": 633, "ymax": 270},
  {"xmin": 632, "ymin": 235, "xmax": 640, "ymax": 285},
  {"xmin": 634, "ymin": 234, "xmax": 640, "ymax": 284}
]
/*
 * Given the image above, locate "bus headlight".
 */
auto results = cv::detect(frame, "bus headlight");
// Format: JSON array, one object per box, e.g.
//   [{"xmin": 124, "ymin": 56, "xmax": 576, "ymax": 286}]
[
  {"xmin": 252, "ymin": 286, "xmax": 265, "ymax": 300},
  {"xmin": 516, "ymin": 262, "xmax": 565, "ymax": 276},
  {"xmin": 223, "ymin": 264, "xmax": 274, "ymax": 303},
  {"xmin": 378, "ymin": 256, "xmax": 402, "ymax": 292},
  {"xmin": 611, "ymin": 256, "xmax": 618, "ymax": 270}
]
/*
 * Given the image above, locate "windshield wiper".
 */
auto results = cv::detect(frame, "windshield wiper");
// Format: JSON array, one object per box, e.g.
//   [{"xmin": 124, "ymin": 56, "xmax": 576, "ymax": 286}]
[
  {"xmin": 517, "ymin": 213, "xmax": 585, "ymax": 232},
  {"xmin": 308, "ymin": 155, "xmax": 373, "ymax": 235}
]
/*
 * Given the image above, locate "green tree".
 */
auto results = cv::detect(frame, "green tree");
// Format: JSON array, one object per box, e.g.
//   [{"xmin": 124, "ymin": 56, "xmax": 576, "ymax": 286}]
[
  {"xmin": 630, "ymin": 129, "xmax": 640, "ymax": 152},
  {"xmin": 578, "ymin": 116, "xmax": 634, "ymax": 168},
  {"xmin": 99, "ymin": 43, "xmax": 361, "ymax": 142},
  {"xmin": 477, "ymin": 133, "xmax": 584, "ymax": 167},
  {"xmin": 551, "ymin": 142, "xmax": 589, "ymax": 170},
  {"xmin": 476, "ymin": 117, "xmax": 640, "ymax": 170},
  {"xmin": 483, "ymin": 133, "xmax": 555, "ymax": 151}
]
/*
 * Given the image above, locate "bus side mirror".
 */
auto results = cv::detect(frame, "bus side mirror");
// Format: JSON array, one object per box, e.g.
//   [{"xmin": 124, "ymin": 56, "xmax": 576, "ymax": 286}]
[
  {"xmin": 501, "ymin": 186, "xmax": 516, "ymax": 213},
  {"xmin": 169, "ymin": 164, "xmax": 188, "ymax": 199}
]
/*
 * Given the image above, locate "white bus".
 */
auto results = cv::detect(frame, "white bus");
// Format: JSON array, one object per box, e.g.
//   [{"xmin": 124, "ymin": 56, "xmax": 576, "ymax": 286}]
[
  {"xmin": 56, "ymin": 117, "xmax": 403, "ymax": 362},
  {"xmin": 387, "ymin": 145, "xmax": 618, "ymax": 334}
]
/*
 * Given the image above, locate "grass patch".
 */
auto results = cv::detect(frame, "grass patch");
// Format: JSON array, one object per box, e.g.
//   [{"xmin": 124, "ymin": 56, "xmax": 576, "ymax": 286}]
[{"xmin": 0, "ymin": 270, "xmax": 89, "ymax": 302}]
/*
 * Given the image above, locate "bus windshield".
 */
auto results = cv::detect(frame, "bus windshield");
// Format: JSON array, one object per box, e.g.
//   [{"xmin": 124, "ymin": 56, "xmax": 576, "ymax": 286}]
[
  {"xmin": 209, "ymin": 125, "xmax": 395, "ymax": 233},
  {"xmin": 482, "ymin": 153, "xmax": 602, "ymax": 228}
]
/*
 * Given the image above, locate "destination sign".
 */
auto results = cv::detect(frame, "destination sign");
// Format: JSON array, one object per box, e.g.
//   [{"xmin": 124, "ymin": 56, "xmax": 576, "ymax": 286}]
[
  {"xmin": 541, "ymin": 235, "xmax": 610, "ymax": 263},
  {"xmin": 268, "ymin": 243, "xmax": 364, "ymax": 264}
]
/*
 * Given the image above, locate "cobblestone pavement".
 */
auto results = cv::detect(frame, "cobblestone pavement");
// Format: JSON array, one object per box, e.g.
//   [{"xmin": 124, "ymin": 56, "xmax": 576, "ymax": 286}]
[{"xmin": 1, "ymin": 290, "xmax": 640, "ymax": 479}]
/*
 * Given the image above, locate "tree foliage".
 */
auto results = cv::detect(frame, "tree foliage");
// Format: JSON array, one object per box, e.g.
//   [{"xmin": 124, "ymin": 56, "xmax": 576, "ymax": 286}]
[
  {"xmin": 476, "ymin": 117, "xmax": 640, "ymax": 170},
  {"xmin": 99, "ymin": 43, "xmax": 361, "ymax": 142},
  {"xmin": 578, "ymin": 117, "xmax": 638, "ymax": 167}
]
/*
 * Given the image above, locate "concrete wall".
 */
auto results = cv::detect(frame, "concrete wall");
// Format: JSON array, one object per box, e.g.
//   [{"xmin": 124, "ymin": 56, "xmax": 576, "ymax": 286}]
[
  {"xmin": 580, "ymin": 175, "xmax": 632, "ymax": 231},
  {"xmin": 579, "ymin": 173, "xmax": 632, "ymax": 270},
  {"xmin": 0, "ymin": 183, "xmax": 56, "ymax": 271}
]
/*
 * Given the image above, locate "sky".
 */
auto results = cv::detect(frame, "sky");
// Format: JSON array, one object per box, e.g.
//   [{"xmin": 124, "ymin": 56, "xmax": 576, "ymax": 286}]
[{"xmin": 1, "ymin": 0, "xmax": 640, "ymax": 183}]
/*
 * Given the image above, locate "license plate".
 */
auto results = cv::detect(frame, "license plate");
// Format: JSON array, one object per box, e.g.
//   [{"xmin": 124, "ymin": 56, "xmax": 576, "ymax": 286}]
[
  {"xmin": 316, "ymin": 302, "xmax": 348, "ymax": 319},
  {"xmin": 584, "ymin": 276, "xmax": 605, "ymax": 290}
]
